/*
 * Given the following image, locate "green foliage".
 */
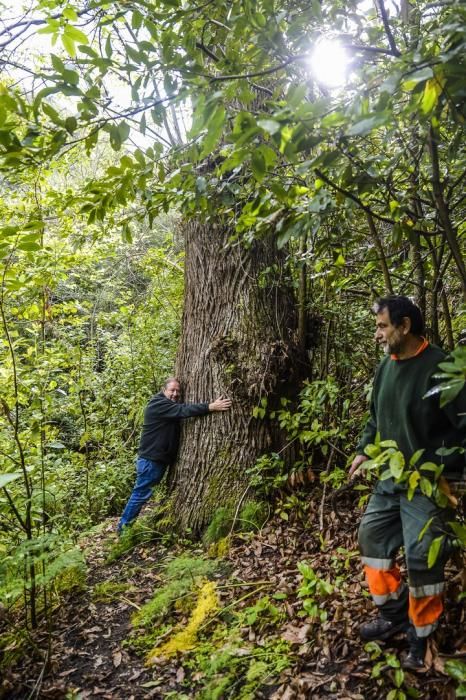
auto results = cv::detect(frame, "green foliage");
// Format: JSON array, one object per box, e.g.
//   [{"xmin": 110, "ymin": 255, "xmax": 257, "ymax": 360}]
[
  {"xmin": 105, "ymin": 514, "xmax": 168, "ymax": 563},
  {"xmin": 247, "ymin": 453, "xmax": 287, "ymax": 495},
  {"xmin": 0, "ymin": 628, "xmax": 30, "ymax": 671},
  {"xmin": 131, "ymin": 555, "xmax": 220, "ymax": 628},
  {"xmin": 238, "ymin": 596, "xmax": 283, "ymax": 631},
  {"xmin": 425, "ymin": 347, "xmax": 466, "ymax": 407},
  {"xmin": 365, "ymin": 642, "xmax": 421, "ymax": 699},
  {"xmin": 204, "ymin": 501, "xmax": 268, "ymax": 545},
  {"xmin": 296, "ymin": 561, "xmax": 333, "ymax": 622},
  {"xmin": 238, "ymin": 500, "xmax": 268, "ymax": 532},
  {"xmin": 274, "ymin": 377, "xmax": 353, "ymax": 460},
  {"xmin": 0, "ymin": 137, "xmax": 184, "ymax": 631},
  {"xmin": 184, "ymin": 635, "xmax": 291, "ymax": 700},
  {"xmin": 204, "ymin": 507, "xmax": 233, "ymax": 545},
  {"xmin": 362, "ymin": 433, "xmax": 466, "ymax": 568},
  {"xmin": 0, "ymin": 536, "xmax": 86, "ymax": 609},
  {"xmin": 444, "ymin": 659, "xmax": 466, "ymax": 698},
  {"xmin": 249, "ymin": 377, "xmax": 359, "ymax": 494},
  {"xmin": 362, "ymin": 434, "xmax": 449, "ymax": 506}
]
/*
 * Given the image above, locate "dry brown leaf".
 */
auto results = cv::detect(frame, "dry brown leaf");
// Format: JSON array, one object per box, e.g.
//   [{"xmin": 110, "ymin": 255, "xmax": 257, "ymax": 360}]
[
  {"xmin": 112, "ymin": 650, "xmax": 122, "ymax": 668},
  {"xmin": 281, "ymin": 623, "xmax": 311, "ymax": 645}
]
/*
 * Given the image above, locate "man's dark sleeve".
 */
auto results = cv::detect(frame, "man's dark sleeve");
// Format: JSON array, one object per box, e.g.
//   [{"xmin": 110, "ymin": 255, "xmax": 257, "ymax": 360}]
[{"xmin": 155, "ymin": 397, "xmax": 209, "ymax": 420}]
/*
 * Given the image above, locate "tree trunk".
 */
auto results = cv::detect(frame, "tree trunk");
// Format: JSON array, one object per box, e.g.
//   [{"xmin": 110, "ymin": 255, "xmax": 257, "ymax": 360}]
[{"xmin": 170, "ymin": 218, "xmax": 305, "ymax": 534}]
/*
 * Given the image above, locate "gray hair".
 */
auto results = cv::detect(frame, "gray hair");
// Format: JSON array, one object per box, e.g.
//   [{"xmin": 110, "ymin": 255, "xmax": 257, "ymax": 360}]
[{"xmin": 163, "ymin": 377, "xmax": 180, "ymax": 389}]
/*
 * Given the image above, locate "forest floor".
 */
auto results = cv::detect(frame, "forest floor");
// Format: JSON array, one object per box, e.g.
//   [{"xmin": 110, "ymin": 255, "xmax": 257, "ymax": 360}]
[{"xmin": 2, "ymin": 488, "xmax": 465, "ymax": 700}]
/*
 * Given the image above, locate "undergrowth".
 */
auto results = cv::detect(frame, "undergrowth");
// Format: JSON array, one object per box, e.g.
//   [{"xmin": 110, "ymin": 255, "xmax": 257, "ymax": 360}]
[
  {"xmin": 204, "ymin": 500, "xmax": 269, "ymax": 547},
  {"xmin": 166, "ymin": 633, "xmax": 292, "ymax": 700},
  {"xmin": 131, "ymin": 555, "xmax": 220, "ymax": 629},
  {"xmin": 124, "ymin": 544, "xmax": 295, "ymax": 698}
]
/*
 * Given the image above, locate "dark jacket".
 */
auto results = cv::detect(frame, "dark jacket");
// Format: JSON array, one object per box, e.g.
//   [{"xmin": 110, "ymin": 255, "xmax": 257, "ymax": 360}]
[
  {"xmin": 357, "ymin": 344, "xmax": 466, "ymax": 480},
  {"xmin": 138, "ymin": 392, "xmax": 209, "ymax": 465}
]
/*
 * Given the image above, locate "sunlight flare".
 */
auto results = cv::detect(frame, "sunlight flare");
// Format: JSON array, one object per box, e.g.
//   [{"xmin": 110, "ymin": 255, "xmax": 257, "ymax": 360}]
[{"xmin": 309, "ymin": 38, "xmax": 349, "ymax": 88}]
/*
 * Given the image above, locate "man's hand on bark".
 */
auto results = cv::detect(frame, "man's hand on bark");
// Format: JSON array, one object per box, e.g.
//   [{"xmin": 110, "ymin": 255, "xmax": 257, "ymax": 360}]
[
  {"xmin": 349, "ymin": 454, "xmax": 368, "ymax": 480},
  {"xmin": 209, "ymin": 397, "xmax": 232, "ymax": 412}
]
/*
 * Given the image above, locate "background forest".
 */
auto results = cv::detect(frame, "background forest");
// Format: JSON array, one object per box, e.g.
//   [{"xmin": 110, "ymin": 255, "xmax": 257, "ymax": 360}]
[{"xmin": 0, "ymin": 0, "xmax": 465, "ymax": 697}]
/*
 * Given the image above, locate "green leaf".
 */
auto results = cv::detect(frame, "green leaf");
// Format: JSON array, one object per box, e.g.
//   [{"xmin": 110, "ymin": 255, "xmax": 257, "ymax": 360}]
[
  {"xmin": 420, "ymin": 477, "xmax": 433, "ymax": 497},
  {"xmin": 33, "ymin": 86, "xmax": 61, "ymax": 114},
  {"xmin": 118, "ymin": 121, "xmax": 131, "ymax": 143},
  {"xmin": 448, "ymin": 521, "xmax": 466, "ymax": 544},
  {"xmin": 402, "ymin": 67, "xmax": 434, "ymax": 91},
  {"xmin": 200, "ymin": 104, "xmax": 225, "ymax": 157},
  {"xmin": 389, "ymin": 451, "xmax": 405, "ymax": 479},
  {"xmin": 122, "ymin": 223, "xmax": 133, "ymax": 243},
  {"xmin": 65, "ymin": 116, "xmax": 77, "ymax": 134},
  {"xmin": 409, "ymin": 448, "xmax": 425, "ymax": 466},
  {"xmin": 427, "ymin": 535, "xmax": 444, "ymax": 568},
  {"xmin": 64, "ymin": 25, "xmax": 89, "ymax": 44},
  {"xmin": 42, "ymin": 103, "xmax": 62, "ymax": 125},
  {"xmin": 394, "ymin": 668, "xmax": 405, "ymax": 688},
  {"xmin": 0, "ymin": 473, "xmax": 22, "ymax": 488},
  {"xmin": 63, "ymin": 68, "xmax": 79, "ymax": 85},
  {"xmin": 126, "ymin": 44, "xmax": 142, "ymax": 63},
  {"xmin": 51, "ymin": 54, "xmax": 66, "ymax": 74},
  {"xmin": 257, "ymin": 119, "xmax": 281, "ymax": 135},
  {"xmin": 424, "ymin": 379, "xmax": 464, "ymax": 404},
  {"xmin": 408, "ymin": 470, "xmax": 420, "ymax": 490},
  {"xmin": 251, "ymin": 149, "xmax": 266, "ymax": 182},
  {"xmin": 439, "ymin": 380, "xmax": 465, "ymax": 407},
  {"xmin": 445, "ymin": 659, "xmax": 466, "ymax": 682},
  {"xmin": 63, "ymin": 7, "xmax": 78, "ymax": 21},
  {"xmin": 17, "ymin": 240, "xmax": 42, "ymax": 251},
  {"xmin": 379, "ymin": 440, "xmax": 398, "ymax": 448},
  {"xmin": 419, "ymin": 462, "xmax": 439, "ymax": 472},
  {"xmin": 364, "ymin": 444, "xmax": 380, "ymax": 458},
  {"xmin": 418, "ymin": 517, "xmax": 433, "ymax": 542},
  {"xmin": 61, "ymin": 34, "xmax": 76, "ymax": 58},
  {"xmin": 47, "ymin": 441, "xmax": 66, "ymax": 450},
  {"xmin": 421, "ymin": 79, "xmax": 442, "ymax": 114},
  {"xmin": 347, "ymin": 112, "xmax": 390, "ymax": 136}
]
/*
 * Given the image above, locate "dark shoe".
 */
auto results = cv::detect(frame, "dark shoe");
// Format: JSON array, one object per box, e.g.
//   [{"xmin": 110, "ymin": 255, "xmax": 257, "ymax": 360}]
[
  {"xmin": 360, "ymin": 615, "xmax": 409, "ymax": 641},
  {"xmin": 402, "ymin": 628, "xmax": 427, "ymax": 671}
]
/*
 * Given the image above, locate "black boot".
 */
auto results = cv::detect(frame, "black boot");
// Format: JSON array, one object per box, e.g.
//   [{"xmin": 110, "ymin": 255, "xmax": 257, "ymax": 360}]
[
  {"xmin": 402, "ymin": 626, "xmax": 427, "ymax": 670},
  {"xmin": 360, "ymin": 615, "xmax": 409, "ymax": 642}
]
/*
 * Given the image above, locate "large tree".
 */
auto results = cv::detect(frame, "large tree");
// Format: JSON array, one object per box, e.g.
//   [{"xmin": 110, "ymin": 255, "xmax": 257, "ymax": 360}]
[
  {"xmin": 172, "ymin": 218, "xmax": 305, "ymax": 532},
  {"xmin": 0, "ymin": 0, "xmax": 464, "ymax": 536}
]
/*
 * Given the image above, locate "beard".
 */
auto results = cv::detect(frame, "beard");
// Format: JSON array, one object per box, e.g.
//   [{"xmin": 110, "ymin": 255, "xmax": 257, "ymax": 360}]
[{"xmin": 381, "ymin": 330, "xmax": 405, "ymax": 355}]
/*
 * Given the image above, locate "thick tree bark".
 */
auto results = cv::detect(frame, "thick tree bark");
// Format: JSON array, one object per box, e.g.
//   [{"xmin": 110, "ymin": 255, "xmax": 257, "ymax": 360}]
[{"xmin": 170, "ymin": 218, "xmax": 305, "ymax": 533}]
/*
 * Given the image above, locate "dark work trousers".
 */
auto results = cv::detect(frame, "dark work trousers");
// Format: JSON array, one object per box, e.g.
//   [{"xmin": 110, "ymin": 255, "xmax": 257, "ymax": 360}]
[{"xmin": 358, "ymin": 479, "xmax": 454, "ymax": 637}]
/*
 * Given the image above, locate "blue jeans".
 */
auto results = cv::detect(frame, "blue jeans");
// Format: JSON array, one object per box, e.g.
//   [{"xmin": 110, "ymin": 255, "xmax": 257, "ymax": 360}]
[{"xmin": 118, "ymin": 457, "xmax": 166, "ymax": 532}]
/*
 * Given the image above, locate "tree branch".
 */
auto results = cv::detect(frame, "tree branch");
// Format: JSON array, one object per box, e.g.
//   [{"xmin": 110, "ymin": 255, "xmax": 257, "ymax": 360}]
[
  {"xmin": 375, "ymin": 0, "xmax": 401, "ymax": 57},
  {"xmin": 210, "ymin": 54, "xmax": 307, "ymax": 82},
  {"xmin": 427, "ymin": 125, "xmax": 466, "ymax": 295}
]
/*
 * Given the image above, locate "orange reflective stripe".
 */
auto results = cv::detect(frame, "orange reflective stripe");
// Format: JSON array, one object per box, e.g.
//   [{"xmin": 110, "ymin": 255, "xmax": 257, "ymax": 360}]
[
  {"xmin": 364, "ymin": 565, "xmax": 401, "ymax": 596},
  {"xmin": 409, "ymin": 594, "xmax": 443, "ymax": 628}
]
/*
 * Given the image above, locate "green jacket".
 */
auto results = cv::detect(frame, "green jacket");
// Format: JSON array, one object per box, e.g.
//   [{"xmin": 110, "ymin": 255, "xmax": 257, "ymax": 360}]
[{"xmin": 357, "ymin": 344, "xmax": 466, "ymax": 480}]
